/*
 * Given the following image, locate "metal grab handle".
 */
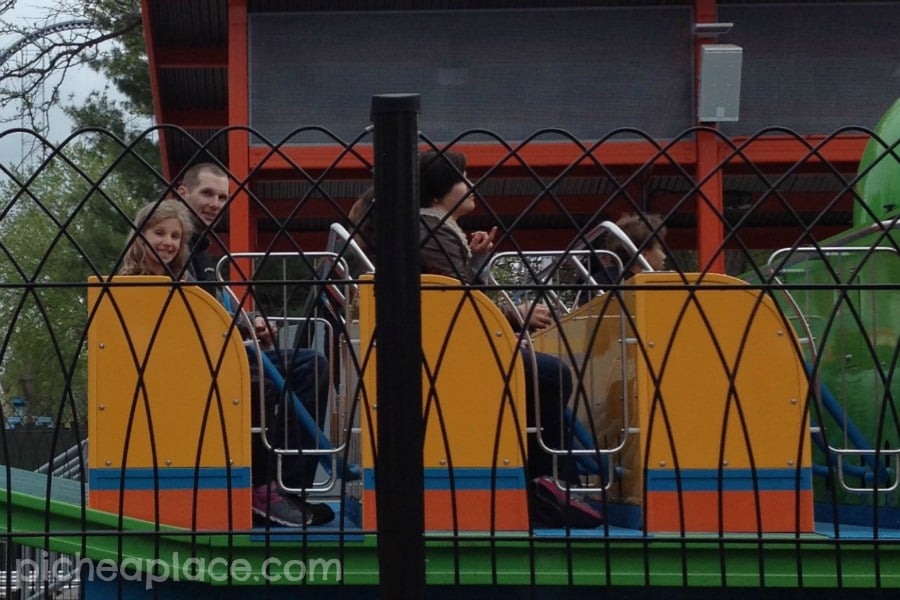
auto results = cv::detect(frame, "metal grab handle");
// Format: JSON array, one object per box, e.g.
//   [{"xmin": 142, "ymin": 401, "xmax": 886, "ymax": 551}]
[
  {"xmin": 245, "ymin": 341, "xmax": 361, "ymax": 484},
  {"xmin": 833, "ymin": 448, "xmax": 900, "ymax": 494}
]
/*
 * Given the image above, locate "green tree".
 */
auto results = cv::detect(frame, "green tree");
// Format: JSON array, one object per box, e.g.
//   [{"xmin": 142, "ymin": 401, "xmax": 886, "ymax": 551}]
[
  {"xmin": 0, "ymin": 115, "xmax": 161, "ymax": 429},
  {"xmin": 0, "ymin": 0, "xmax": 158, "ymax": 427}
]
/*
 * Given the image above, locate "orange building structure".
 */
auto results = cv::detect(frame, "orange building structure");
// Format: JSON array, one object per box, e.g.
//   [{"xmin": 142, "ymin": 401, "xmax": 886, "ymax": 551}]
[{"xmin": 140, "ymin": 1, "xmax": 897, "ymax": 271}]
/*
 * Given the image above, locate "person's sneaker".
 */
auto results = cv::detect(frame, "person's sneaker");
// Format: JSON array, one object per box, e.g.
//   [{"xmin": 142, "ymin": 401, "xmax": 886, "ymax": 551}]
[
  {"xmin": 531, "ymin": 476, "xmax": 603, "ymax": 529},
  {"xmin": 252, "ymin": 482, "xmax": 312, "ymax": 527},
  {"xmin": 284, "ymin": 495, "xmax": 335, "ymax": 526}
]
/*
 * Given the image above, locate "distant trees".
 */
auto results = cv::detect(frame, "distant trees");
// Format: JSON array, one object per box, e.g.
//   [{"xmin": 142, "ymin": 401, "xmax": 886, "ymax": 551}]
[
  {"xmin": 0, "ymin": 0, "xmax": 160, "ymax": 426},
  {"xmin": 0, "ymin": 126, "xmax": 161, "ymax": 425}
]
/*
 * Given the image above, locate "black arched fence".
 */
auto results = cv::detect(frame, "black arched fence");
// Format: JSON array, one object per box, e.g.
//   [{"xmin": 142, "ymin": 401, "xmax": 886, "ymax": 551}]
[{"xmin": 0, "ymin": 97, "xmax": 897, "ymax": 599}]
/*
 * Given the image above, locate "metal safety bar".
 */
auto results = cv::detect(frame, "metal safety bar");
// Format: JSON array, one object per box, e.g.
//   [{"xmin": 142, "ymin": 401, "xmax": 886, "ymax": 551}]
[
  {"xmin": 835, "ymin": 448, "xmax": 900, "ymax": 494},
  {"xmin": 487, "ymin": 249, "xmax": 631, "ymax": 492},
  {"xmin": 326, "ymin": 221, "xmax": 375, "ymax": 276},
  {"xmin": 579, "ymin": 220, "xmax": 655, "ymax": 273},
  {"xmin": 768, "ymin": 245, "xmax": 900, "ymax": 494},
  {"xmin": 213, "ymin": 252, "xmax": 361, "ymax": 491}
]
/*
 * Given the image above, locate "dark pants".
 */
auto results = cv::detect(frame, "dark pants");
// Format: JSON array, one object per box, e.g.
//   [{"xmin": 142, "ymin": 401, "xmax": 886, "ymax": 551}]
[
  {"xmin": 250, "ymin": 348, "xmax": 330, "ymax": 489},
  {"xmin": 522, "ymin": 350, "xmax": 579, "ymax": 484}
]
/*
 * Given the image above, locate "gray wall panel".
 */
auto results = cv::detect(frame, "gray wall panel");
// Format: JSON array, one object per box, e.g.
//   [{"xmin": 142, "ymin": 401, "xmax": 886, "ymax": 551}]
[
  {"xmin": 248, "ymin": 8, "xmax": 693, "ymax": 143},
  {"xmin": 719, "ymin": 3, "xmax": 900, "ymax": 136}
]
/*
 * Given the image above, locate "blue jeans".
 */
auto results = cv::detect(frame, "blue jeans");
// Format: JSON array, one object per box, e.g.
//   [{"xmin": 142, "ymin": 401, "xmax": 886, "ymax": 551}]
[
  {"xmin": 250, "ymin": 348, "xmax": 330, "ymax": 489},
  {"xmin": 522, "ymin": 350, "xmax": 578, "ymax": 484}
]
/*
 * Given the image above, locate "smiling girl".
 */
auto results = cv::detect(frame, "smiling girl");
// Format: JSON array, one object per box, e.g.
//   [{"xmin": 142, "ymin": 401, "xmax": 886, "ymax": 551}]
[{"xmin": 118, "ymin": 200, "xmax": 193, "ymax": 277}]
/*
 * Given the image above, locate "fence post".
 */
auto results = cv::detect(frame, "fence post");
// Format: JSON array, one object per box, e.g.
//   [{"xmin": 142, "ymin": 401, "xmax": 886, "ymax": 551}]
[{"xmin": 370, "ymin": 93, "xmax": 424, "ymax": 598}]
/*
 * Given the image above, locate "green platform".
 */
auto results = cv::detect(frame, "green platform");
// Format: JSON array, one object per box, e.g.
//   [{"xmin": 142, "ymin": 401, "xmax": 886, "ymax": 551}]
[{"xmin": 2, "ymin": 466, "xmax": 899, "ymax": 592}]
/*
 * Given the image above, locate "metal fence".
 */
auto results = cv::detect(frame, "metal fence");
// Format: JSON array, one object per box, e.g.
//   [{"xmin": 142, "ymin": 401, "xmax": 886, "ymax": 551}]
[{"xmin": 0, "ymin": 95, "xmax": 898, "ymax": 598}]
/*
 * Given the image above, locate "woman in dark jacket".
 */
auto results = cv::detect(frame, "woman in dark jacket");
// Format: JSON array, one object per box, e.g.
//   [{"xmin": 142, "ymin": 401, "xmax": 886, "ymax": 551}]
[{"xmin": 419, "ymin": 150, "xmax": 602, "ymax": 528}]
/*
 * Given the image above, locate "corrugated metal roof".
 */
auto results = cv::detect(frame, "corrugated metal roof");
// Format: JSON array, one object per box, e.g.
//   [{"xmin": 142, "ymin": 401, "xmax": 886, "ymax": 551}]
[
  {"xmin": 158, "ymin": 69, "xmax": 228, "ymax": 110},
  {"xmin": 147, "ymin": 0, "xmax": 228, "ymax": 170},
  {"xmin": 164, "ymin": 129, "xmax": 229, "ymax": 172},
  {"xmin": 244, "ymin": 0, "xmax": 870, "ymax": 10},
  {"xmin": 148, "ymin": 0, "xmax": 227, "ymax": 47},
  {"xmin": 248, "ymin": 0, "xmax": 691, "ymax": 11}
]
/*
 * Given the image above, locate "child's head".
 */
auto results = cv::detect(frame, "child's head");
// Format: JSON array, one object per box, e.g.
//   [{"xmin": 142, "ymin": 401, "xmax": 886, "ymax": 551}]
[
  {"xmin": 611, "ymin": 213, "xmax": 667, "ymax": 272},
  {"xmin": 119, "ymin": 200, "xmax": 193, "ymax": 276}
]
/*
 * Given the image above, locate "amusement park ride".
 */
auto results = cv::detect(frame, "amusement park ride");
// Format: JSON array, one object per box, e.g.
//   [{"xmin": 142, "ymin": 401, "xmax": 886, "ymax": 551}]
[{"xmin": 0, "ymin": 102, "xmax": 898, "ymax": 597}]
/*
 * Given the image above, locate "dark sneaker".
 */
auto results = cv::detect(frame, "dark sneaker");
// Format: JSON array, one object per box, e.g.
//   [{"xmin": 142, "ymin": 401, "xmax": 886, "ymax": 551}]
[
  {"xmin": 287, "ymin": 496, "xmax": 335, "ymax": 526},
  {"xmin": 252, "ymin": 482, "xmax": 311, "ymax": 527},
  {"xmin": 531, "ymin": 476, "xmax": 603, "ymax": 529},
  {"xmin": 295, "ymin": 498, "xmax": 334, "ymax": 525}
]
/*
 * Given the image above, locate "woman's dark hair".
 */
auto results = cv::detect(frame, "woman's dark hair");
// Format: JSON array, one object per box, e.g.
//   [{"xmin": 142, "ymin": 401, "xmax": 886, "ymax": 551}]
[{"xmin": 419, "ymin": 150, "xmax": 467, "ymax": 208}]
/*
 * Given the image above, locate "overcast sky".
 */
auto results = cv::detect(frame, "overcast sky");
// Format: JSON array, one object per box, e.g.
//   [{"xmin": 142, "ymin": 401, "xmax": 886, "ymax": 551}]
[{"xmin": 0, "ymin": 1, "xmax": 113, "ymax": 168}]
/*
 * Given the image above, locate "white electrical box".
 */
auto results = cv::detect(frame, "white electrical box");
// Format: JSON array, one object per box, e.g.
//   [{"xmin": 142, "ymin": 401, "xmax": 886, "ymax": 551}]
[{"xmin": 698, "ymin": 44, "xmax": 743, "ymax": 122}]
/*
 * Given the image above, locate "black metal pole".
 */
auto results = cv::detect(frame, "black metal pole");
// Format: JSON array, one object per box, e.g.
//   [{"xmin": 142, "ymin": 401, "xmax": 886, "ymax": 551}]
[{"xmin": 371, "ymin": 94, "xmax": 424, "ymax": 598}]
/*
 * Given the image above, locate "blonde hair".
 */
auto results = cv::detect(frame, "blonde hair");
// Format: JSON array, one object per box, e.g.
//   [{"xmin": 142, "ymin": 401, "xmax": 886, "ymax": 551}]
[{"xmin": 119, "ymin": 200, "xmax": 194, "ymax": 276}]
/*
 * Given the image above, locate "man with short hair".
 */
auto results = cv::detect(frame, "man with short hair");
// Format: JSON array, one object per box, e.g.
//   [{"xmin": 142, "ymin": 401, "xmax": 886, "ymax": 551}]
[
  {"xmin": 178, "ymin": 162, "xmax": 230, "ymax": 284},
  {"xmin": 179, "ymin": 162, "xmax": 334, "ymax": 527}
]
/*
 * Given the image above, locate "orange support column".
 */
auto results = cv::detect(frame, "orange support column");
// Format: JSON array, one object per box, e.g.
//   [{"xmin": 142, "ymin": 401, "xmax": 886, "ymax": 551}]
[
  {"xmin": 227, "ymin": 0, "xmax": 254, "ymax": 293},
  {"xmin": 694, "ymin": 0, "xmax": 726, "ymax": 274},
  {"xmin": 140, "ymin": 0, "xmax": 170, "ymax": 179},
  {"xmin": 696, "ymin": 129, "xmax": 725, "ymax": 273}
]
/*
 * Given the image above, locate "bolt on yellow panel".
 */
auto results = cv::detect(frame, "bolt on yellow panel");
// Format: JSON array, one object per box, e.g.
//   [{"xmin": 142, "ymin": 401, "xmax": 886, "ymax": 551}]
[
  {"xmin": 87, "ymin": 276, "xmax": 251, "ymax": 470},
  {"xmin": 358, "ymin": 274, "xmax": 527, "ymax": 470},
  {"xmin": 628, "ymin": 273, "xmax": 810, "ymax": 472}
]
